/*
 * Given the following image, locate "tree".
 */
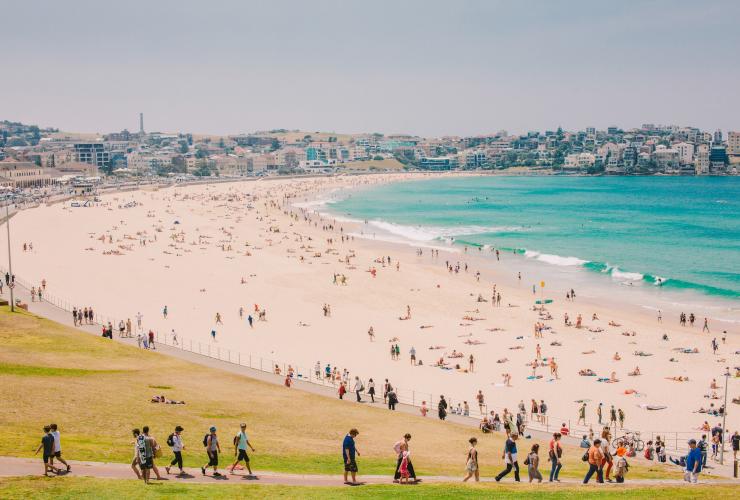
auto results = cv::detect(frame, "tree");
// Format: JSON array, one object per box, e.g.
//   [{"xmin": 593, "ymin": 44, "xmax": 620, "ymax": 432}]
[
  {"xmin": 179, "ymin": 141, "xmax": 189, "ymax": 154},
  {"xmin": 270, "ymin": 138, "xmax": 280, "ymax": 151},
  {"xmin": 193, "ymin": 164, "xmax": 212, "ymax": 177}
]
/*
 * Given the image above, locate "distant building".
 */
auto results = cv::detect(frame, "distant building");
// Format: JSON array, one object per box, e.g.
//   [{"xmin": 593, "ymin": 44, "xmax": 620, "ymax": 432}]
[
  {"xmin": 74, "ymin": 143, "xmax": 110, "ymax": 169},
  {"xmin": 0, "ymin": 160, "xmax": 55, "ymax": 188},
  {"xmin": 419, "ymin": 156, "xmax": 457, "ymax": 170},
  {"xmin": 728, "ymin": 131, "xmax": 740, "ymax": 156},
  {"xmin": 673, "ymin": 142, "xmax": 694, "ymax": 165}
]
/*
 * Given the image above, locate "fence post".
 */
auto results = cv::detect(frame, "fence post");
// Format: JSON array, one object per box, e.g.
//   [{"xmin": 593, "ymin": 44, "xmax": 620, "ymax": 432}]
[
  {"xmin": 260, "ymin": 358, "xmax": 263, "ymax": 371},
  {"xmin": 238, "ymin": 352, "xmax": 241, "ymax": 365},
  {"xmin": 412, "ymin": 390, "xmax": 415, "ymax": 406}
]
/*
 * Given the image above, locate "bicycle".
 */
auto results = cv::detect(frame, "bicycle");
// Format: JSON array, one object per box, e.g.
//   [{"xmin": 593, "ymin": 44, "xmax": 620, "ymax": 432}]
[{"xmin": 612, "ymin": 431, "xmax": 644, "ymax": 452}]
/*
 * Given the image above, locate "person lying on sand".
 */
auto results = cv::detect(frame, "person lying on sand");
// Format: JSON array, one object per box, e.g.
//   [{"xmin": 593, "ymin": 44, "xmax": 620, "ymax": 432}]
[
  {"xmin": 582, "ymin": 350, "xmax": 596, "ymax": 355},
  {"xmin": 497, "ymin": 358, "xmax": 509, "ymax": 364},
  {"xmin": 447, "ymin": 350, "xmax": 464, "ymax": 358},
  {"xmin": 633, "ymin": 351, "xmax": 652, "ymax": 356},
  {"xmin": 608, "ymin": 321, "xmax": 621, "ymax": 327},
  {"xmin": 665, "ymin": 376, "xmax": 689, "ymax": 382},
  {"xmin": 388, "ymin": 337, "xmax": 400, "ymax": 342},
  {"xmin": 579, "ymin": 369, "xmax": 596, "ymax": 376},
  {"xmin": 622, "ymin": 331, "xmax": 637, "ymax": 337},
  {"xmin": 486, "ymin": 327, "xmax": 505, "ymax": 332},
  {"xmin": 419, "ymin": 325, "xmax": 434, "ymax": 329},
  {"xmin": 428, "ymin": 345, "xmax": 445, "ymax": 350},
  {"xmin": 509, "ymin": 346, "xmax": 523, "ymax": 350},
  {"xmin": 464, "ymin": 339, "xmax": 483, "ymax": 345},
  {"xmin": 588, "ymin": 327, "xmax": 604, "ymax": 333},
  {"xmin": 550, "ymin": 341, "xmax": 562, "ymax": 346}
]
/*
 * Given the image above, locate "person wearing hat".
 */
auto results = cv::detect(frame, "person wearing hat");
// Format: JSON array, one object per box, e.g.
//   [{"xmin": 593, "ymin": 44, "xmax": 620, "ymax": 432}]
[
  {"xmin": 684, "ymin": 439, "xmax": 702, "ymax": 483},
  {"xmin": 201, "ymin": 426, "xmax": 222, "ymax": 476},
  {"xmin": 165, "ymin": 426, "xmax": 185, "ymax": 475},
  {"xmin": 229, "ymin": 423, "xmax": 256, "ymax": 476}
]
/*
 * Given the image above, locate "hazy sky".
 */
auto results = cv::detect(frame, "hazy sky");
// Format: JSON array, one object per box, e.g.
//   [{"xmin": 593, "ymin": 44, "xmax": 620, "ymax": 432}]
[{"xmin": 1, "ymin": 0, "xmax": 738, "ymax": 136}]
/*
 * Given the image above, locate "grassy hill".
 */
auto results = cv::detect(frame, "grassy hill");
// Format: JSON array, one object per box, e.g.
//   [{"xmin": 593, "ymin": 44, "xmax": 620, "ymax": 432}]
[{"xmin": 0, "ymin": 306, "xmax": 716, "ymax": 498}]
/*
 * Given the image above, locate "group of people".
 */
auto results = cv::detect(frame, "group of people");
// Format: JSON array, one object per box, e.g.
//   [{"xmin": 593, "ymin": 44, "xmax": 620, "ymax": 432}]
[
  {"xmin": 71, "ymin": 306, "xmax": 95, "ymax": 326},
  {"xmin": 129, "ymin": 423, "xmax": 256, "ymax": 484}
]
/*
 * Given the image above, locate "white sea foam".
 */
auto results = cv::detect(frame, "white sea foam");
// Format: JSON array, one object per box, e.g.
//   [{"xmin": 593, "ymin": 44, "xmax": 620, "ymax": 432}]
[
  {"xmin": 610, "ymin": 268, "xmax": 644, "ymax": 281},
  {"xmin": 346, "ymin": 231, "xmax": 461, "ymax": 253},
  {"xmin": 524, "ymin": 250, "xmax": 587, "ymax": 267},
  {"xmin": 366, "ymin": 220, "xmax": 523, "ymax": 243}
]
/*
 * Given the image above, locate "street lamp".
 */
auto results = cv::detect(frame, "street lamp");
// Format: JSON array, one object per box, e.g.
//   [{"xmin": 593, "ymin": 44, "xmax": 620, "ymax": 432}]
[
  {"xmin": 719, "ymin": 368, "xmax": 729, "ymax": 465},
  {"xmin": 4, "ymin": 202, "xmax": 14, "ymax": 312}
]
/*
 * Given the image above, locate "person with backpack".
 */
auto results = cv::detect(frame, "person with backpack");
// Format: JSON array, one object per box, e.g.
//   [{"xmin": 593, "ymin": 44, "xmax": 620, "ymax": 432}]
[
  {"xmin": 165, "ymin": 426, "xmax": 185, "ymax": 475},
  {"xmin": 614, "ymin": 446, "xmax": 629, "ymax": 483},
  {"xmin": 228, "ymin": 423, "xmax": 256, "ymax": 476},
  {"xmin": 136, "ymin": 426, "xmax": 155, "ymax": 484},
  {"xmin": 201, "ymin": 426, "xmax": 222, "ymax": 476}
]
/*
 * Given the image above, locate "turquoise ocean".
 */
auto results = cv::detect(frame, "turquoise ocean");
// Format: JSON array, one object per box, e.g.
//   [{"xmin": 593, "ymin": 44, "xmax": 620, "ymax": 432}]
[{"xmin": 327, "ymin": 176, "xmax": 740, "ymax": 312}]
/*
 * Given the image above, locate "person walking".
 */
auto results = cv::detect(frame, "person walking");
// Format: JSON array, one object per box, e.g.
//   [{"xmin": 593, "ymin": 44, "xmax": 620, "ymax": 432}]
[
  {"xmin": 229, "ymin": 423, "xmax": 256, "ymax": 476},
  {"xmin": 49, "ymin": 424, "xmax": 70, "ymax": 472},
  {"xmin": 387, "ymin": 388, "xmax": 398, "ymax": 410},
  {"xmin": 201, "ymin": 426, "xmax": 222, "ymax": 476},
  {"xmin": 135, "ymin": 426, "xmax": 155, "ymax": 484},
  {"xmin": 343, "ymin": 429, "xmax": 360, "ymax": 485},
  {"xmin": 353, "ymin": 376, "xmax": 363, "ymax": 402},
  {"xmin": 367, "ymin": 378, "xmax": 376, "ymax": 403},
  {"xmin": 393, "ymin": 434, "xmax": 416, "ymax": 483},
  {"xmin": 495, "ymin": 433, "xmax": 520, "ymax": 482},
  {"xmin": 131, "ymin": 429, "xmax": 142, "ymax": 480},
  {"xmin": 438, "ymin": 395, "xmax": 448, "ymax": 421},
  {"xmin": 142, "ymin": 427, "xmax": 163, "ymax": 480},
  {"xmin": 165, "ymin": 426, "xmax": 185, "ymax": 475},
  {"xmin": 583, "ymin": 438, "xmax": 604, "ymax": 484},
  {"xmin": 548, "ymin": 432, "xmax": 563, "ymax": 482},
  {"xmin": 684, "ymin": 439, "xmax": 702, "ymax": 483},
  {"xmin": 614, "ymin": 446, "xmax": 629, "ymax": 483},
  {"xmin": 34, "ymin": 426, "xmax": 59, "ymax": 477},
  {"xmin": 526, "ymin": 444, "xmax": 542, "ymax": 483},
  {"xmin": 462, "ymin": 437, "xmax": 479, "ymax": 482}
]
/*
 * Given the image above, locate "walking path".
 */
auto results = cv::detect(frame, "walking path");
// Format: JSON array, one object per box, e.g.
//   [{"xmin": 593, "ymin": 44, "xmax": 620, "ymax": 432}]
[{"xmin": 0, "ymin": 456, "xmax": 734, "ymax": 487}]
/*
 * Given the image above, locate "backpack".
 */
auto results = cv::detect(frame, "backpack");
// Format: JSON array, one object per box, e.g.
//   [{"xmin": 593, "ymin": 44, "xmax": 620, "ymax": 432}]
[
  {"xmin": 582, "ymin": 451, "xmax": 590, "ymax": 462},
  {"xmin": 166, "ymin": 433, "xmax": 175, "ymax": 447},
  {"xmin": 203, "ymin": 434, "xmax": 210, "ymax": 447}
]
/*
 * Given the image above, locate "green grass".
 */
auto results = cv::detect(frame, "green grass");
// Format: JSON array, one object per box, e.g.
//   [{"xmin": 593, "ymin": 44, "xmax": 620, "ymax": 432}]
[
  {"xmin": 0, "ymin": 477, "xmax": 735, "ymax": 499},
  {"xmin": 0, "ymin": 306, "xmax": 680, "ymax": 480},
  {"xmin": 0, "ymin": 363, "xmax": 125, "ymax": 377}
]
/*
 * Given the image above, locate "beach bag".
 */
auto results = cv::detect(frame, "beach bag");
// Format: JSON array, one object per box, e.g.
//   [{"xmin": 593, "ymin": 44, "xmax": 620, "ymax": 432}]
[
  {"xmin": 154, "ymin": 444, "xmax": 162, "ymax": 458},
  {"xmin": 167, "ymin": 433, "xmax": 175, "ymax": 447},
  {"xmin": 203, "ymin": 434, "xmax": 210, "ymax": 447},
  {"xmin": 582, "ymin": 451, "xmax": 589, "ymax": 462}
]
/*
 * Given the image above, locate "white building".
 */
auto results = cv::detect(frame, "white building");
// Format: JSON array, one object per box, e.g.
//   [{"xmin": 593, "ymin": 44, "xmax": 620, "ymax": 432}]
[{"xmin": 673, "ymin": 142, "xmax": 694, "ymax": 165}]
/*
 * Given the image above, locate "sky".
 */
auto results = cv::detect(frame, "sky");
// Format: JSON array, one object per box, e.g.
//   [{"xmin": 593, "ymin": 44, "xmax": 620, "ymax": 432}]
[{"xmin": 1, "ymin": 0, "xmax": 738, "ymax": 137}]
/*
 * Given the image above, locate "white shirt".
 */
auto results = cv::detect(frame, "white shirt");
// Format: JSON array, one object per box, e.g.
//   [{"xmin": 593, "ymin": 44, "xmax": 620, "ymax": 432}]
[
  {"xmin": 51, "ymin": 431, "xmax": 61, "ymax": 453},
  {"xmin": 172, "ymin": 434, "xmax": 183, "ymax": 452}
]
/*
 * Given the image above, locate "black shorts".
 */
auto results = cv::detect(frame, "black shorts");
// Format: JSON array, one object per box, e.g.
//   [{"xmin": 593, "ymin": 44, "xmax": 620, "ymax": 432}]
[
  {"xmin": 54, "ymin": 451, "xmax": 62, "ymax": 458},
  {"xmin": 208, "ymin": 451, "xmax": 219, "ymax": 466},
  {"xmin": 237, "ymin": 449, "xmax": 250, "ymax": 462},
  {"xmin": 140, "ymin": 457, "xmax": 154, "ymax": 470},
  {"xmin": 43, "ymin": 454, "xmax": 52, "ymax": 464},
  {"xmin": 344, "ymin": 459, "xmax": 358, "ymax": 472}
]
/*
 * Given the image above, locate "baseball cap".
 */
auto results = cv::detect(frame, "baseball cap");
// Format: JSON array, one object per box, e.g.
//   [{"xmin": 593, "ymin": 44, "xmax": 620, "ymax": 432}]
[{"xmin": 210, "ymin": 426, "xmax": 217, "ymax": 432}]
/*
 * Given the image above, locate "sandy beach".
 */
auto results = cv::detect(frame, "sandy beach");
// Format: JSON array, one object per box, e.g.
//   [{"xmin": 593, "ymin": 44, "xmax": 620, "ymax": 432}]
[{"xmin": 3, "ymin": 174, "xmax": 738, "ymax": 435}]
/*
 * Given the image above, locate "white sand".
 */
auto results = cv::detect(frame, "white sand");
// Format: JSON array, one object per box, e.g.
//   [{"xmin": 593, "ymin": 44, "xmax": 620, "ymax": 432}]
[{"xmin": 4, "ymin": 175, "xmax": 738, "ymax": 435}]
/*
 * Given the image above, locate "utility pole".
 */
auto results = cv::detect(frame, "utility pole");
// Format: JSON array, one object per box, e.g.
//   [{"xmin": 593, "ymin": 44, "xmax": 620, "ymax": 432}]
[
  {"xmin": 720, "ymin": 369, "xmax": 729, "ymax": 465},
  {"xmin": 5, "ymin": 202, "xmax": 14, "ymax": 312}
]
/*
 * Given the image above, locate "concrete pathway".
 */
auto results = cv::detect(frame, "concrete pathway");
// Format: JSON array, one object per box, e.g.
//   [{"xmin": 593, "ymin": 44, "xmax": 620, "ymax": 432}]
[{"xmin": 0, "ymin": 456, "xmax": 735, "ymax": 487}]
